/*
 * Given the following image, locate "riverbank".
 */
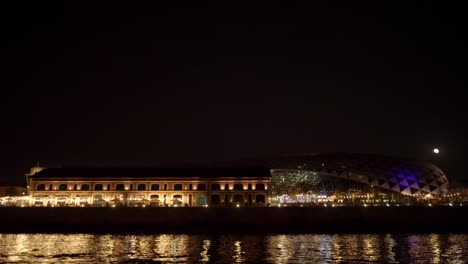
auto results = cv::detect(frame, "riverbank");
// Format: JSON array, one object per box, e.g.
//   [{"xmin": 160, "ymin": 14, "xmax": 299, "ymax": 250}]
[{"xmin": 1, "ymin": 207, "xmax": 467, "ymax": 234}]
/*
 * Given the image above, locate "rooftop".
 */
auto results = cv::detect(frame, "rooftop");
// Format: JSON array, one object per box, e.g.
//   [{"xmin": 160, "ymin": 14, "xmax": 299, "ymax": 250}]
[{"xmin": 29, "ymin": 167, "xmax": 272, "ymax": 179}]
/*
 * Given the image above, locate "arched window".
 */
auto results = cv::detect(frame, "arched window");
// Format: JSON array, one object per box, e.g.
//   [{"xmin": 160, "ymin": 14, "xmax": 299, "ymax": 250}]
[
  {"xmin": 36, "ymin": 184, "xmax": 45, "ymax": 190},
  {"xmin": 256, "ymin": 194, "xmax": 266, "ymax": 204},
  {"xmin": 94, "ymin": 184, "xmax": 103, "ymax": 191},
  {"xmin": 211, "ymin": 184, "xmax": 220, "ymax": 190},
  {"xmin": 211, "ymin": 194, "xmax": 220, "ymax": 205},
  {"xmin": 59, "ymin": 184, "xmax": 68, "ymax": 191},
  {"xmin": 116, "ymin": 184, "xmax": 125, "ymax": 191},
  {"xmin": 197, "ymin": 184, "xmax": 206, "ymax": 190},
  {"xmin": 233, "ymin": 194, "xmax": 244, "ymax": 203},
  {"xmin": 174, "ymin": 184, "xmax": 183, "ymax": 190},
  {"xmin": 255, "ymin": 183, "xmax": 265, "ymax": 190},
  {"xmin": 138, "ymin": 184, "xmax": 146, "ymax": 191},
  {"xmin": 151, "ymin": 184, "xmax": 159, "ymax": 190},
  {"xmin": 81, "ymin": 184, "xmax": 90, "ymax": 191},
  {"xmin": 233, "ymin": 184, "xmax": 243, "ymax": 190},
  {"xmin": 173, "ymin": 194, "xmax": 183, "ymax": 205}
]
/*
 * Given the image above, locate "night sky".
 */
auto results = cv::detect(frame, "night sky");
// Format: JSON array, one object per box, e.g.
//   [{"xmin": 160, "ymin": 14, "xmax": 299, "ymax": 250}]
[{"xmin": 1, "ymin": 2, "xmax": 467, "ymax": 185}]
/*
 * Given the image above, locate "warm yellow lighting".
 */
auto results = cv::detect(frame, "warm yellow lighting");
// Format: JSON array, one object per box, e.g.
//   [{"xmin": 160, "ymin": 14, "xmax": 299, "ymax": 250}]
[{"xmin": 236, "ymin": 204, "xmax": 240, "ymax": 208}]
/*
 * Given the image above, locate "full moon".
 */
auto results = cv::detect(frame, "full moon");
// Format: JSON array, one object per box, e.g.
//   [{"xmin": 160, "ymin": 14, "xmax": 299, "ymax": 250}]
[{"xmin": 433, "ymin": 148, "xmax": 439, "ymax": 154}]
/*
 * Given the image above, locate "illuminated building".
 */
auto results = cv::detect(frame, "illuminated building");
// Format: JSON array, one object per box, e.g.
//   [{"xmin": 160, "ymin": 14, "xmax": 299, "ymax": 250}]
[
  {"xmin": 27, "ymin": 168, "xmax": 271, "ymax": 207},
  {"xmin": 26, "ymin": 153, "xmax": 452, "ymax": 207},
  {"xmin": 264, "ymin": 153, "xmax": 450, "ymax": 206}
]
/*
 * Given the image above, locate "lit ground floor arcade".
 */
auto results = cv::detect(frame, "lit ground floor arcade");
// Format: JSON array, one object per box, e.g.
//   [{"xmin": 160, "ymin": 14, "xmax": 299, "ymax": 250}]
[{"xmin": 30, "ymin": 191, "xmax": 269, "ymax": 207}]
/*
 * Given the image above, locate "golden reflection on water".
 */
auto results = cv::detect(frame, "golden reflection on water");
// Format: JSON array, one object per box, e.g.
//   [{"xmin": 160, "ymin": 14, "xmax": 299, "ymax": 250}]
[
  {"xmin": 384, "ymin": 234, "xmax": 398, "ymax": 264},
  {"xmin": 362, "ymin": 235, "xmax": 380, "ymax": 262},
  {"xmin": 152, "ymin": 234, "xmax": 189, "ymax": 263},
  {"xmin": 199, "ymin": 239, "xmax": 211, "ymax": 262},
  {"xmin": 430, "ymin": 234, "xmax": 441, "ymax": 264},
  {"xmin": 232, "ymin": 240, "xmax": 245, "ymax": 263},
  {"xmin": 0, "ymin": 234, "xmax": 468, "ymax": 263}
]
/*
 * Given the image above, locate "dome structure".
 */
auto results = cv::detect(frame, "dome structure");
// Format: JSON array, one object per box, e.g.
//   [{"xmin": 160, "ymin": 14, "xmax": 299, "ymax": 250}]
[{"xmin": 264, "ymin": 153, "xmax": 449, "ymax": 197}]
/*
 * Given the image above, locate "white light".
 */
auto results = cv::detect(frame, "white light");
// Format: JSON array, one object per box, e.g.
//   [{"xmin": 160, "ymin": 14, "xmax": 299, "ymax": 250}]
[
  {"xmin": 449, "ymin": 203, "xmax": 453, "ymax": 207},
  {"xmin": 433, "ymin": 148, "xmax": 439, "ymax": 154},
  {"xmin": 386, "ymin": 203, "xmax": 390, "ymax": 207},
  {"xmin": 428, "ymin": 203, "xmax": 432, "ymax": 207},
  {"xmin": 236, "ymin": 204, "xmax": 240, "ymax": 208}
]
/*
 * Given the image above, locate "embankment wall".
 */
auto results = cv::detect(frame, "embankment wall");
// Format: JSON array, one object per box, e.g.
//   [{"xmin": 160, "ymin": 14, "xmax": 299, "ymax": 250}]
[{"xmin": 1, "ymin": 207, "xmax": 467, "ymax": 233}]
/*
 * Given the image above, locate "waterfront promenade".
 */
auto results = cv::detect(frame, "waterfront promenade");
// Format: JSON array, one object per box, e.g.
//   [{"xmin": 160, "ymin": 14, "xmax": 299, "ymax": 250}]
[{"xmin": 1, "ymin": 206, "xmax": 468, "ymax": 233}]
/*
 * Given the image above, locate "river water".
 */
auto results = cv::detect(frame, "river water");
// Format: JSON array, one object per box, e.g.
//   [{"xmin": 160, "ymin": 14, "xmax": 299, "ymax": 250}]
[{"xmin": 0, "ymin": 234, "xmax": 467, "ymax": 263}]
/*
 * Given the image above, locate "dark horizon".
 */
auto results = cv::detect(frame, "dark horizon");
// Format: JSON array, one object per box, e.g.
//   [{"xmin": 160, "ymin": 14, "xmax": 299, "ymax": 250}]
[{"xmin": 1, "ymin": 2, "xmax": 467, "ymax": 185}]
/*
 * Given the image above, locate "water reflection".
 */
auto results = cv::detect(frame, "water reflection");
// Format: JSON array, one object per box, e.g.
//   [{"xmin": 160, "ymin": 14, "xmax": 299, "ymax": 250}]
[
  {"xmin": 199, "ymin": 239, "xmax": 211, "ymax": 262},
  {"xmin": 0, "ymin": 233, "xmax": 467, "ymax": 263}
]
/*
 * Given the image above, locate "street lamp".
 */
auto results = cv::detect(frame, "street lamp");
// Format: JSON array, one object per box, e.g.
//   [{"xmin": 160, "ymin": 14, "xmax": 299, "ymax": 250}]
[{"xmin": 433, "ymin": 148, "xmax": 439, "ymax": 154}]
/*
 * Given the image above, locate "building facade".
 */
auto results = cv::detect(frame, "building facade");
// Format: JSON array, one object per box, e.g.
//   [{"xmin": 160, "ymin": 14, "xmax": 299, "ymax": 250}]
[{"xmin": 28, "ymin": 168, "xmax": 271, "ymax": 207}]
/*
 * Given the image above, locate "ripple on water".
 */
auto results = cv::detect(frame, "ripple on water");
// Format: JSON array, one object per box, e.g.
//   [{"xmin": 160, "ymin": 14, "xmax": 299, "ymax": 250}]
[{"xmin": 0, "ymin": 233, "xmax": 467, "ymax": 263}]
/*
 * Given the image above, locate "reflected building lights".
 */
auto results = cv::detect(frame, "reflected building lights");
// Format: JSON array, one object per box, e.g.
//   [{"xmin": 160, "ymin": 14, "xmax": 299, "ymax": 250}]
[
  {"xmin": 232, "ymin": 240, "xmax": 244, "ymax": 263},
  {"xmin": 199, "ymin": 239, "xmax": 211, "ymax": 262}
]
